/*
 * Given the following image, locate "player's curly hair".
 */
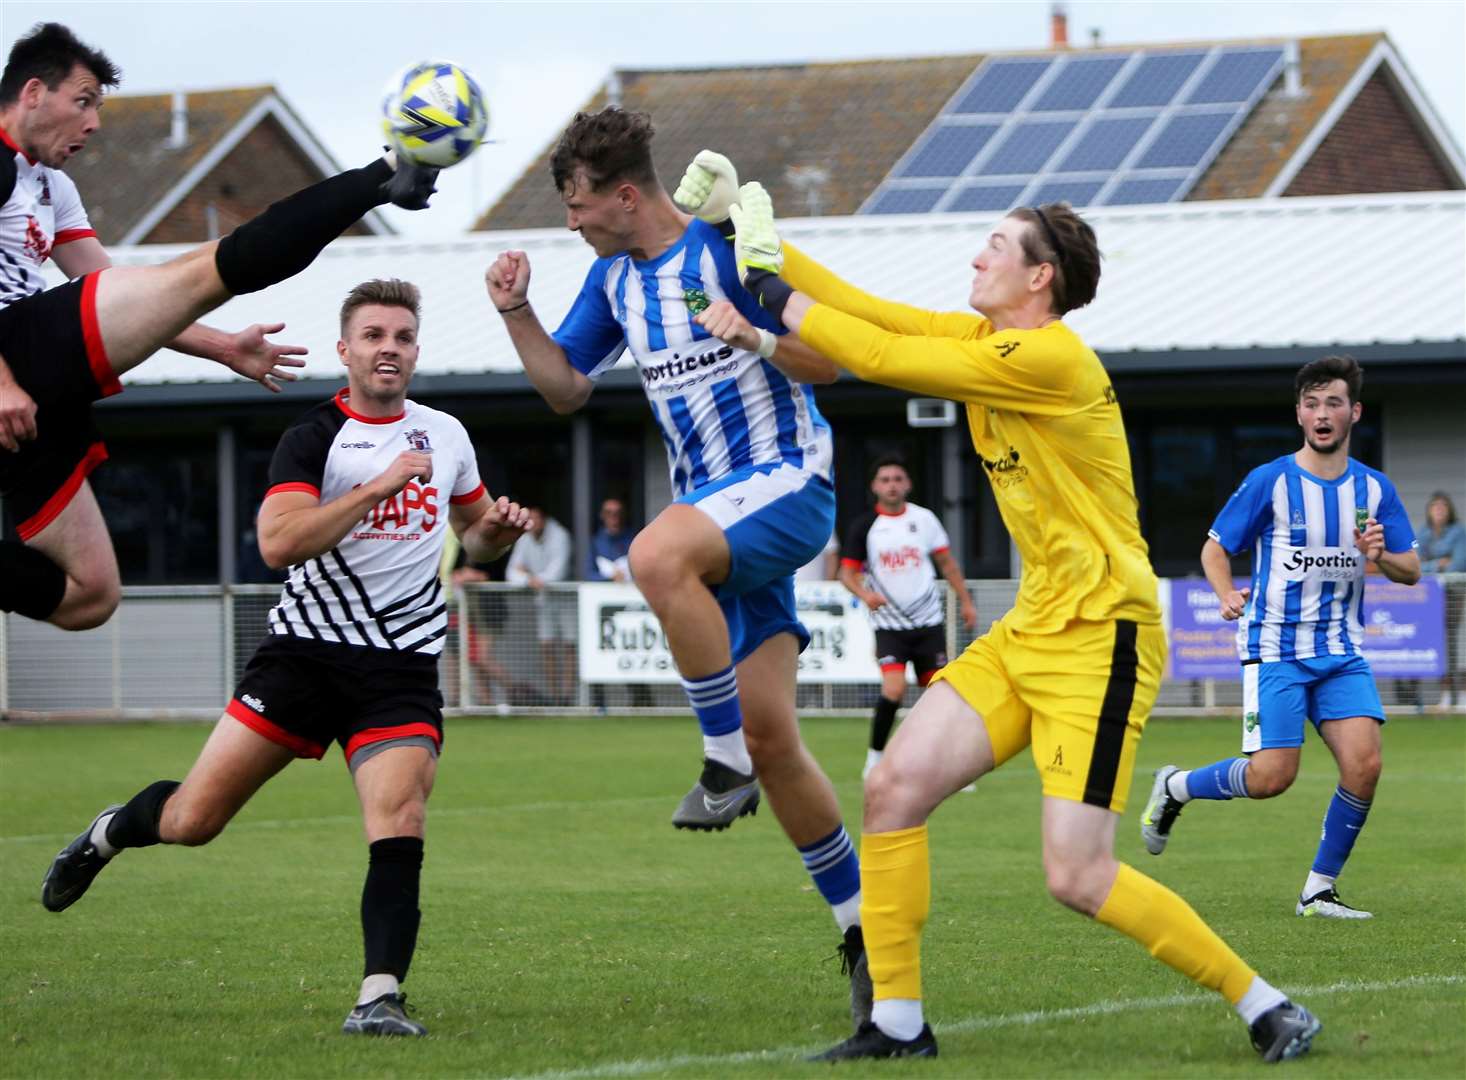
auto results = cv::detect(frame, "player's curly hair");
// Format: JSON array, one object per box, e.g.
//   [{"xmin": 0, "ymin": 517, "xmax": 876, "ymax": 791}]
[
  {"xmin": 551, "ymin": 107, "xmax": 659, "ymax": 195},
  {"xmin": 1006, "ymin": 204, "xmax": 1101, "ymax": 316},
  {"xmin": 1294, "ymin": 355, "xmax": 1363, "ymax": 403},
  {"xmin": 0, "ymin": 23, "xmax": 120, "ymax": 104},
  {"xmin": 339, "ymin": 279, "xmax": 421, "ymax": 336}
]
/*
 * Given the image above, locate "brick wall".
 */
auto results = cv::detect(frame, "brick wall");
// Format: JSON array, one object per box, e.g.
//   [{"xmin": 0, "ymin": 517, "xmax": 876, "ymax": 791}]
[
  {"xmin": 141, "ymin": 115, "xmax": 373, "ymax": 243},
  {"xmin": 1285, "ymin": 69, "xmax": 1457, "ymax": 196}
]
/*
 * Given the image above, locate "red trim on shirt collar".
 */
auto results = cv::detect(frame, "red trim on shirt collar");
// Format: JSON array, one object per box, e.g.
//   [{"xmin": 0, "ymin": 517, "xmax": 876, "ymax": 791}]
[
  {"xmin": 334, "ymin": 389, "xmax": 404, "ymax": 425},
  {"xmin": 875, "ymin": 504, "xmax": 907, "ymax": 517},
  {"xmin": 0, "ymin": 125, "xmax": 37, "ymax": 165}
]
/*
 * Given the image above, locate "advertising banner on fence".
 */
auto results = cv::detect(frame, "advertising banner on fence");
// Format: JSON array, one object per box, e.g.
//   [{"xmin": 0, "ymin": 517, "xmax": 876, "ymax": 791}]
[
  {"xmin": 1168, "ymin": 576, "xmax": 1446, "ymax": 679},
  {"xmin": 577, "ymin": 582, "xmax": 879, "ymax": 684}
]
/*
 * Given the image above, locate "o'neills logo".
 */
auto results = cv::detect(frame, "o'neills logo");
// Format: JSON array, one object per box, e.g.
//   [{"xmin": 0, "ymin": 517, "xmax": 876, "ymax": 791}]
[{"xmin": 640, "ymin": 343, "xmax": 734, "ymax": 385}]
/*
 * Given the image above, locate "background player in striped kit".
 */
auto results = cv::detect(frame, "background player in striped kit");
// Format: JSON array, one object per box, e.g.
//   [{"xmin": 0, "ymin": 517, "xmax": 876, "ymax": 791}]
[
  {"xmin": 41, "ymin": 279, "xmax": 531, "ymax": 1037},
  {"xmin": 0, "ymin": 22, "xmax": 441, "ymax": 635},
  {"xmin": 484, "ymin": 107, "xmax": 871, "ymax": 1031},
  {"xmin": 1141, "ymin": 355, "xmax": 1421, "ymax": 920},
  {"xmin": 839, "ymin": 455, "xmax": 976, "ymax": 778},
  {"xmin": 678, "ymin": 152, "xmax": 1319, "ymax": 1064}
]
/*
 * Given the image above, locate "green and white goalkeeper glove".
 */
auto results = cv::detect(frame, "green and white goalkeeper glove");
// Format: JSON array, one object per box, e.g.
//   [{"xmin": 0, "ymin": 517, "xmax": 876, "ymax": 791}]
[
  {"xmin": 727, "ymin": 182, "xmax": 793, "ymax": 320},
  {"xmin": 729, "ymin": 182, "xmax": 784, "ymax": 279},
  {"xmin": 673, "ymin": 150, "xmax": 740, "ymax": 231}
]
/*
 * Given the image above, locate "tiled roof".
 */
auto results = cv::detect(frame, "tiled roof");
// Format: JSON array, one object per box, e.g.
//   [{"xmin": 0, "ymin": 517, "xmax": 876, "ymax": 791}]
[
  {"xmin": 70, "ymin": 190, "xmax": 1463, "ymax": 388},
  {"xmin": 475, "ymin": 32, "xmax": 1443, "ymax": 231},
  {"xmin": 61, "ymin": 86, "xmax": 390, "ymax": 244},
  {"xmin": 65, "ymin": 87, "xmax": 272, "ymax": 244}
]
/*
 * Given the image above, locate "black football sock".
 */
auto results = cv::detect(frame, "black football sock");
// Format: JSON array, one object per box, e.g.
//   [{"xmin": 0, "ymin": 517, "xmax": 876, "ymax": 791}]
[
  {"xmin": 0, "ymin": 541, "xmax": 67, "ymax": 620},
  {"xmin": 104, "ymin": 780, "xmax": 181, "ymax": 849},
  {"xmin": 870, "ymin": 696, "xmax": 900, "ymax": 752},
  {"xmin": 213, "ymin": 158, "xmax": 393, "ymax": 295},
  {"xmin": 362, "ymin": 836, "xmax": 424, "ymax": 981}
]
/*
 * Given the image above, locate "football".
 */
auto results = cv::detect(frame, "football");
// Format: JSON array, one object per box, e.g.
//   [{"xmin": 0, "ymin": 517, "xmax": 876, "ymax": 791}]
[{"xmin": 381, "ymin": 61, "xmax": 488, "ymax": 168}]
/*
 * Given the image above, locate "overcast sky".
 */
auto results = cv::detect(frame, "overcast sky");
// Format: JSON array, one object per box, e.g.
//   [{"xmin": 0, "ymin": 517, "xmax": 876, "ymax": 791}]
[{"xmin": 7, "ymin": 1, "xmax": 1464, "ymax": 237}]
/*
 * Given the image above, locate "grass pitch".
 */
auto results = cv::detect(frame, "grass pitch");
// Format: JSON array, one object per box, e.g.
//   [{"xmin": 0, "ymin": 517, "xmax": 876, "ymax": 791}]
[{"xmin": 1, "ymin": 712, "xmax": 1462, "ymax": 1078}]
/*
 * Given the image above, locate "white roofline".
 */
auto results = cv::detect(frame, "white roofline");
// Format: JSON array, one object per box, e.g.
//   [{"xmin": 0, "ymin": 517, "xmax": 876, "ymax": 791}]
[
  {"xmin": 119, "ymin": 93, "xmax": 392, "ymax": 245},
  {"xmin": 1266, "ymin": 40, "xmax": 1466, "ymax": 198}
]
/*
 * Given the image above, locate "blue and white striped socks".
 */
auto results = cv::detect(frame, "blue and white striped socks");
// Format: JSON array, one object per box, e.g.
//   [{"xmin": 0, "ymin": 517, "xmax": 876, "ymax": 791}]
[
  {"xmin": 1174, "ymin": 757, "xmax": 1251, "ymax": 801},
  {"xmin": 1305, "ymin": 784, "xmax": 1371, "ymax": 895},
  {"xmin": 797, "ymin": 825, "xmax": 862, "ymax": 931},
  {"xmin": 682, "ymin": 666, "xmax": 752, "ymax": 775}
]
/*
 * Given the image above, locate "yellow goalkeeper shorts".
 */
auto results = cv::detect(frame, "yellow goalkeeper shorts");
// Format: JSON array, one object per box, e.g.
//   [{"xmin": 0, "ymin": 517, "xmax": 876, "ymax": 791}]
[{"xmin": 931, "ymin": 616, "xmax": 1166, "ymax": 812}]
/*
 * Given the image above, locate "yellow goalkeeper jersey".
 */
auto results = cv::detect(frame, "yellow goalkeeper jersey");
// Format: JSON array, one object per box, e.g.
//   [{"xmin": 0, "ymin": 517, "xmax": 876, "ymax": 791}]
[{"xmin": 785, "ymin": 245, "xmax": 1160, "ymax": 633}]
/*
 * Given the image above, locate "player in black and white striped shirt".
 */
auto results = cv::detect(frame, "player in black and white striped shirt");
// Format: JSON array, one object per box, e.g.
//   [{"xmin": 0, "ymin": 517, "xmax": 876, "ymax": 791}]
[
  {"xmin": 840, "ymin": 457, "xmax": 977, "ymax": 777},
  {"xmin": 42, "ymin": 280, "xmax": 529, "ymax": 1038}
]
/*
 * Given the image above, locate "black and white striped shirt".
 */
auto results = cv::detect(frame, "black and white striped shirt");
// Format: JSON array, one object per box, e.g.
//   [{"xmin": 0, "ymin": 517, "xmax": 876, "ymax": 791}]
[
  {"xmin": 842, "ymin": 503, "xmax": 951, "ymax": 631},
  {"xmin": 263, "ymin": 390, "xmax": 485, "ymax": 655},
  {"xmin": 0, "ymin": 129, "xmax": 96, "ymax": 308}
]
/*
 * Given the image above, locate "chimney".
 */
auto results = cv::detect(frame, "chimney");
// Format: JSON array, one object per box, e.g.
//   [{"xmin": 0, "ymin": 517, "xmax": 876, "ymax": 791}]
[
  {"xmin": 1282, "ymin": 40, "xmax": 1302, "ymax": 96},
  {"xmin": 168, "ymin": 91, "xmax": 187, "ymax": 149},
  {"xmin": 1050, "ymin": 3, "xmax": 1069, "ymax": 49}
]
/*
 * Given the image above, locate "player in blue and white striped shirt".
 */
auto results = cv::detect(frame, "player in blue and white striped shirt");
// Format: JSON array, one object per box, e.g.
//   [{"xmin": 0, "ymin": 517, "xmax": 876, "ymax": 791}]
[
  {"xmin": 485, "ymin": 109, "xmax": 869, "ymax": 1024},
  {"xmin": 1141, "ymin": 356, "xmax": 1421, "ymax": 919}
]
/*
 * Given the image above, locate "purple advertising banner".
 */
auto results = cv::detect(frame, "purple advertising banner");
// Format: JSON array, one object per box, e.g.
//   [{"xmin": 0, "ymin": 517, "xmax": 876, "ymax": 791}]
[{"xmin": 1168, "ymin": 577, "xmax": 1446, "ymax": 679}]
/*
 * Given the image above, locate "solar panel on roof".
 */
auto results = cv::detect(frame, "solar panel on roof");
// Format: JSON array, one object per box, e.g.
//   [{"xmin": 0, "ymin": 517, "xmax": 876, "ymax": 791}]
[
  {"xmin": 1108, "ymin": 51, "xmax": 1206, "ymax": 108},
  {"xmin": 1032, "ymin": 55, "xmax": 1128, "ymax": 112},
  {"xmin": 951, "ymin": 58, "xmax": 1052, "ymax": 114},
  {"xmin": 1030, "ymin": 180, "xmax": 1105, "ymax": 207},
  {"xmin": 863, "ymin": 42, "xmax": 1289, "ymax": 215},
  {"xmin": 979, "ymin": 120, "xmax": 1076, "ymax": 176},
  {"xmin": 1186, "ymin": 47, "xmax": 1285, "ymax": 104},
  {"xmin": 1106, "ymin": 177, "xmax": 1186, "ymax": 204},
  {"xmin": 898, "ymin": 124, "xmax": 1001, "ymax": 178},
  {"xmin": 868, "ymin": 187, "xmax": 947, "ymax": 214},
  {"xmin": 1058, "ymin": 116, "xmax": 1155, "ymax": 172},
  {"xmin": 949, "ymin": 184, "xmax": 1028, "ymax": 213},
  {"xmin": 1135, "ymin": 110, "xmax": 1236, "ymax": 169}
]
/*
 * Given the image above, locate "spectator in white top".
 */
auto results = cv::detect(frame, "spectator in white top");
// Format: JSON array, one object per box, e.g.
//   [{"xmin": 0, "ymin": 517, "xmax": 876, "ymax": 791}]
[{"xmin": 506, "ymin": 506, "xmax": 576, "ymax": 705}]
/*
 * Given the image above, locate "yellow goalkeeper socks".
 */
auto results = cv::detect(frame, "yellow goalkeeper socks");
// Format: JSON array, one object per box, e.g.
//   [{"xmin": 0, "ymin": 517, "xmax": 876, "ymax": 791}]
[
  {"xmin": 1095, "ymin": 863, "xmax": 1256, "ymax": 1004},
  {"xmin": 860, "ymin": 825, "xmax": 931, "ymax": 1002}
]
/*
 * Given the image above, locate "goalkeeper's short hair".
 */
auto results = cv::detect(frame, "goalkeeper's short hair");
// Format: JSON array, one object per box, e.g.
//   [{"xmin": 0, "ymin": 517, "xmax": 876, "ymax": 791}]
[
  {"xmin": 1008, "ymin": 204, "xmax": 1101, "ymax": 316},
  {"xmin": 551, "ymin": 107, "xmax": 658, "ymax": 196}
]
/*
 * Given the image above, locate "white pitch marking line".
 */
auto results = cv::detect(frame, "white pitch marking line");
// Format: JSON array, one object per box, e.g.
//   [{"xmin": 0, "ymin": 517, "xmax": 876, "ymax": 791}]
[{"xmin": 499, "ymin": 973, "xmax": 1464, "ymax": 1080}]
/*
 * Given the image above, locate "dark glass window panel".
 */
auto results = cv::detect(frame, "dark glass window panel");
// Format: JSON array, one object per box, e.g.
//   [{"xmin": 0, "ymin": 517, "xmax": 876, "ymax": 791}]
[
  {"xmin": 1032, "ymin": 55, "xmax": 1128, "ymax": 111},
  {"xmin": 898, "ymin": 124, "xmax": 1000, "ymax": 178},
  {"xmin": 1103, "ymin": 176, "xmax": 1186, "ymax": 204},
  {"xmin": 1109, "ymin": 51, "xmax": 1206, "ymax": 107},
  {"xmin": 979, "ymin": 120, "xmax": 1076, "ymax": 175},
  {"xmin": 951, "ymin": 58, "xmax": 1052, "ymax": 113},
  {"xmin": 869, "ymin": 187, "xmax": 947, "ymax": 214},
  {"xmin": 1134, "ymin": 111, "xmax": 1235, "ymax": 169},
  {"xmin": 1187, "ymin": 48, "xmax": 1284, "ymax": 105},
  {"xmin": 948, "ymin": 184, "xmax": 1028, "ymax": 212},
  {"xmin": 1058, "ymin": 116, "xmax": 1155, "ymax": 171}
]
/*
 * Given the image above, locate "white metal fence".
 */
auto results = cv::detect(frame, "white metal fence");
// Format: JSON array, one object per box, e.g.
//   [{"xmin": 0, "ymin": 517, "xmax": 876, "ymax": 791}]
[{"xmin": 3, "ymin": 577, "xmax": 1463, "ymax": 720}]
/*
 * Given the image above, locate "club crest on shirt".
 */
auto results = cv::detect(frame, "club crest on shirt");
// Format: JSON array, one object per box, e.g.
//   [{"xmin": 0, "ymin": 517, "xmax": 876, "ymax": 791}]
[
  {"xmin": 39, "ymin": 175, "xmax": 51, "ymax": 206},
  {"xmin": 404, "ymin": 429, "xmax": 432, "ymax": 452},
  {"xmin": 684, "ymin": 287, "xmax": 711, "ymax": 315}
]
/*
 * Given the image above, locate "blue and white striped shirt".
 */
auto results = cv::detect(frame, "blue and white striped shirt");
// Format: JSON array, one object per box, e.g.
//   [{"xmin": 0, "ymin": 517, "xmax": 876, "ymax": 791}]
[
  {"xmin": 553, "ymin": 220, "xmax": 834, "ymax": 497},
  {"xmin": 1209, "ymin": 454, "xmax": 1416, "ymax": 663}
]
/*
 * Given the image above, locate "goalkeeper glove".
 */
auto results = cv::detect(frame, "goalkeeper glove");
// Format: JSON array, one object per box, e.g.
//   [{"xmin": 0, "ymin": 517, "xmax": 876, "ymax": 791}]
[
  {"xmin": 673, "ymin": 150, "xmax": 740, "ymax": 238},
  {"xmin": 729, "ymin": 182, "xmax": 794, "ymax": 321}
]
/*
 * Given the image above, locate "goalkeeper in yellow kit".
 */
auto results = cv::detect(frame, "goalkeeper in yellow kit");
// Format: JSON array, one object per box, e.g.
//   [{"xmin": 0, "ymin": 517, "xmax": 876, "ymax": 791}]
[{"xmin": 675, "ymin": 153, "xmax": 1319, "ymax": 1065}]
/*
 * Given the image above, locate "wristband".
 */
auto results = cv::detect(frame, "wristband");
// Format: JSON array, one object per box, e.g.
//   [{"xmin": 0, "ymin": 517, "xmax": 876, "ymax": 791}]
[
  {"xmin": 754, "ymin": 329, "xmax": 778, "ymax": 359},
  {"xmin": 743, "ymin": 268, "xmax": 794, "ymax": 322},
  {"xmin": 716, "ymin": 217, "xmax": 737, "ymax": 241},
  {"xmin": 497, "ymin": 300, "xmax": 529, "ymax": 314}
]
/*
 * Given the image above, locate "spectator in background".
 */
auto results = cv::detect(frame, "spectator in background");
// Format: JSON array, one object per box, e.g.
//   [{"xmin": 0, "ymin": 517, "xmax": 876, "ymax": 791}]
[
  {"xmin": 441, "ymin": 531, "xmax": 524, "ymax": 709},
  {"xmin": 586, "ymin": 496, "xmax": 653, "ymax": 709},
  {"xmin": 1420, "ymin": 492, "xmax": 1466, "ymax": 707},
  {"xmin": 506, "ymin": 506, "xmax": 576, "ymax": 706},
  {"xmin": 587, "ymin": 497, "xmax": 633, "ymax": 582}
]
